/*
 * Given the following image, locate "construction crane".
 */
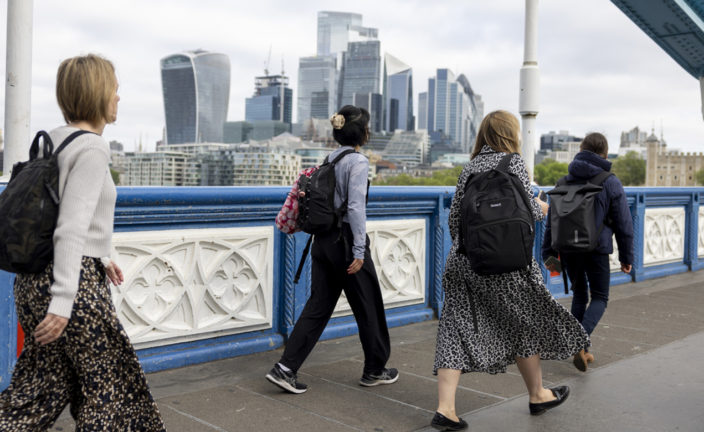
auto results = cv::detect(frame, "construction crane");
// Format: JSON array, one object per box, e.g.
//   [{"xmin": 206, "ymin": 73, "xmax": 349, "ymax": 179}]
[{"xmin": 264, "ymin": 45, "xmax": 271, "ymax": 76}]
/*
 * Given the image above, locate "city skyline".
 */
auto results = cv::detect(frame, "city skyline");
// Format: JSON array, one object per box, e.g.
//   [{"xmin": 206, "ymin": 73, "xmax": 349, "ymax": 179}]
[{"xmin": 0, "ymin": 0, "xmax": 702, "ymax": 154}]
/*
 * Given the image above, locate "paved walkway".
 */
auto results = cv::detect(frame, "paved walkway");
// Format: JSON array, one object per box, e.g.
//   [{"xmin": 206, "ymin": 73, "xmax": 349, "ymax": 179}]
[{"xmin": 50, "ymin": 270, "xmax": 704, "ymax": 431}]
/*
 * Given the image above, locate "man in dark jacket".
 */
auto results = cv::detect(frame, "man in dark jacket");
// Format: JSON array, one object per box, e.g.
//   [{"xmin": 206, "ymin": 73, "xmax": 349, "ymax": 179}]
[{"xmin": 542, "ymin": 132, "xmax": 634, "ymax": 372}]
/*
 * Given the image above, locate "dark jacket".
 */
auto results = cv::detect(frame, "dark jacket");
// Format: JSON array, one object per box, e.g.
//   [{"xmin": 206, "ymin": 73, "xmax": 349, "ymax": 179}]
[{"xmin": 542, "ymin": 150, "xmax": 634, "ymax": 265}]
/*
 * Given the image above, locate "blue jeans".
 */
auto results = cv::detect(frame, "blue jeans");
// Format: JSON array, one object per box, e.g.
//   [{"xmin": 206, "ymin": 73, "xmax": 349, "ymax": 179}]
[{"xmin": 561, "ymin": 253, "xmax": 611, "ymax": 336}]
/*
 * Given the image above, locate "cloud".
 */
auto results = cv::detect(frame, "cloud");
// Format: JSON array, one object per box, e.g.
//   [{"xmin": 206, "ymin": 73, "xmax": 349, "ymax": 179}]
[{"xmin": 0, "ymin": 0, "xmax": 701, "ymax": 153}]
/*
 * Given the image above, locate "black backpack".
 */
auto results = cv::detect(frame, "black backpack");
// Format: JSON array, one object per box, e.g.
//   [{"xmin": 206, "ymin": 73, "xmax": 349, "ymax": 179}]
[
  {"xmin": 0, "ymin": 130, "xmax": 92, "ymax": 274},
  {"xmin": 458, "ymin": 153, "xmax": 535, "ymax": 275},
  {"xmin": 296, "ymin": 148, "xmax": 356, "ymax": 235},
  {"xmin": 546, "ymin": 171, "xmax": 613, "ymax": 254},
  {"xmin": 293, "ymin": 148, "xmax": 356, "ymax": 283}
]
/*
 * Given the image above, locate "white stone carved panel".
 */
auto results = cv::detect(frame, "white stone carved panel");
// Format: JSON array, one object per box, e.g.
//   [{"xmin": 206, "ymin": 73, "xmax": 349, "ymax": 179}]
[
  {"xmin": 110, "ymin": 227, "xmax": 273, "ymax": 348},
  {"xmin": 333, "ymin": 219, "xmax": 426, "ymax": 316},
  {"xmin": 699, "ymin": 207, "xmax": 704, "ymax": 258},
  {"xmin": 643, "ymin": 208, "xmax": 685, "ymax": 266}
]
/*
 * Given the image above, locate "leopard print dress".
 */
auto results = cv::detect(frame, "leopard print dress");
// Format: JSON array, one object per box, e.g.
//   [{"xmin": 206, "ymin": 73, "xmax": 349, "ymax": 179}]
[
  {"xmin": 0, "ymin": 257, "xmax": 166, "ymax": 431},
  {"xmin": 434, "ymin": 146, "xmax": 590, "ymax": 374}
]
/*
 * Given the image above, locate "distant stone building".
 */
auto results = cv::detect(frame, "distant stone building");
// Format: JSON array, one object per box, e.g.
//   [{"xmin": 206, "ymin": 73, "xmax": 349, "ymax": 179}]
[
  {"xmin": 124, "ymin": 151, "xmax": 196, "ymax": 186},
  {"xmin": 645, "ymin": 131, "xmax": 704, "ymax": 186}
]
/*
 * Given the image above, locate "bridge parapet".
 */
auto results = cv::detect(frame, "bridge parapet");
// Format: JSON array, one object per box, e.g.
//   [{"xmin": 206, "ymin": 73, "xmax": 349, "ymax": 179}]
[{"xmin": 0, "ymin": 185, "xmax": 701, "ymax": 386}]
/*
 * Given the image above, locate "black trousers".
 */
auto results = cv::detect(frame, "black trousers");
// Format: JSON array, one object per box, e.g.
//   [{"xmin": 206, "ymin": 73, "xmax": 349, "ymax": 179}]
[
  {"xmin": 561, "ymin": 253, "xmax": 611, "ymax": 336},
  {"xmin": 280, "ymin": 224, "xmax": 391, "ymax": 375}
]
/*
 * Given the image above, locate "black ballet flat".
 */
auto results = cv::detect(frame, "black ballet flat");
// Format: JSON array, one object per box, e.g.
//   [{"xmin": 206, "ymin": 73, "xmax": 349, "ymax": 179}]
[
  {"xmin": 529, "ymin": 386, "xmax": 570, "ymax": 415},
  {"xmin": 430, "ymin": 412, "xmax": 468, "ymax": 431}
]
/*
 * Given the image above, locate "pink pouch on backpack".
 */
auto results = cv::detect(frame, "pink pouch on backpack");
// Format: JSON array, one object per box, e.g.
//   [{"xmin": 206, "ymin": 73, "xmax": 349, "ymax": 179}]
[{"xmin": 276, "ymin": 167, "xmax": 317, "ymax": 234}]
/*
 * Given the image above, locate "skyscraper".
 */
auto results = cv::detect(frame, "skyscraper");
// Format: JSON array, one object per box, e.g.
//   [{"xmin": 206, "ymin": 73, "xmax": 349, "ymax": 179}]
[
  {"xmin": 245, "ymin": 74, "xmax": 293, "ymax": 125},
  {"xmin": 418, "ymin": 92, "xmax": 428, "ymax": 131},
  {"xmin": 423, "ymin": 69, "xmax": 482, "ymax": 152},
  {"xmin": 160, "ymin": 50, "xmax": 230, "ymax": 144},
  {"xmin": 297, "ymin": 55, "xmax": 337, "ymax": 122},
  {"xmin": 384, "ymin": 54, "xmax": 414, "ymax": 131},
  {"xmin": 307, "ymin": 11, "xmax": 377, "ymax": 119},
  {"xmin": 340, "ymin": 40, "xmax": 382, "ymax": 107},
  {"xmin": 317, "ymin": 11, "xmax": 378, "ymax": 57}
]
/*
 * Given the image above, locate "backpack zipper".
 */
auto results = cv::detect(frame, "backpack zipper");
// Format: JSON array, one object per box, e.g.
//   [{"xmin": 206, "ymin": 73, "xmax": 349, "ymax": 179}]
[{"xmin": 471, "ymin": 217, "xmax": 534, "ymax": 234}]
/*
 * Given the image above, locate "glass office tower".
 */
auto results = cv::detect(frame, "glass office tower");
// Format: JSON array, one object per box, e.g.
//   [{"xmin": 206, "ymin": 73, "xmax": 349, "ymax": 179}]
[
  {"xmin": 297, "ymin": 55, "xmax": 337, "ymax": 122},
  {"xmin": 340, "ymin": 40, "xmax": 382, "ymax": 107},
  {"xmin": 245, "ymin": 75, "xmax": 293, "ymax": 125},
  {"xmin": 161, "ymin": 50, "xmax": 230, "ymax": 144},
  {"xmin": 424, "ymin": 69, "xmax": 482, "ymax": 152},
  {"xmin": 317, "ymin": 11, "xmax": 363, "ymax": 56},
  {"xmin": 384, "ymin": 53, "xmax": 414, "ymax": 131}
]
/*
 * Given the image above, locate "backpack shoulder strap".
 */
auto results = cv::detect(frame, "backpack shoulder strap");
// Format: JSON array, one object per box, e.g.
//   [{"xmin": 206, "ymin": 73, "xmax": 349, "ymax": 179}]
[
  {"xmin": 495, "ymin": 153, "xmax": 517, "ymax": 172},
  {"xmin": 330, "ymin": 148, "xmax": 356, "ymax": 165},
  {"xmin": 590, "ymin": 171, "xmax": 613, "ymax": 186},
  {"xmin": 54, "ymin": 130, "xmax": 96, "ymax": 157}
]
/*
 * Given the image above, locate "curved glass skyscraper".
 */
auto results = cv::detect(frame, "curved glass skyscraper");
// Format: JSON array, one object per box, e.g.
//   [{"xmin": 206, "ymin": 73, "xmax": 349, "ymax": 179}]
[{"xmin": 161, "ymin": 50, "xmax": 230, "ymax": 144}]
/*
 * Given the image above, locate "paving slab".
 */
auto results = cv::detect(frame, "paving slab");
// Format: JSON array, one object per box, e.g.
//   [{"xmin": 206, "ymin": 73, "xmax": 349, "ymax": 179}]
[
  {"xmin": 47, "ymin": 271, "xmax": 704, "ymax": 431},
  {"xmin": 416, "ymin": 331, "xmax": 704, "ymax": 432},
  {"xmin": 238, "ymin": 372, "xmax": 431, "ymax": 431}
]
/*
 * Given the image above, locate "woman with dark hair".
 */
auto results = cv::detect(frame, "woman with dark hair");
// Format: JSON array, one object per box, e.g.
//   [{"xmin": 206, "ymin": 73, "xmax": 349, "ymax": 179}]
[
  {"xmin": 266, "ymin": 105, "xmax": 398, "ymax": 394},
  {"xmin": 0, "ymin": 54, "xmax": 164, "ymax": 430},
  {"xmin": 430, "ymin": 111, "xmax": 589, "ymax": 431},
  {"xmin": 543, "ymin": 132, "xmax": 633, "ymax": 372}
]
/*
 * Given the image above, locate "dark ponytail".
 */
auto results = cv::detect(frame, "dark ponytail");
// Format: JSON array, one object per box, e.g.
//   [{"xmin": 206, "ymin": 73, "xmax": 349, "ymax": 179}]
[{"xmin": 331, "ymin": 105, "xmax": 370, "ymax": 147}]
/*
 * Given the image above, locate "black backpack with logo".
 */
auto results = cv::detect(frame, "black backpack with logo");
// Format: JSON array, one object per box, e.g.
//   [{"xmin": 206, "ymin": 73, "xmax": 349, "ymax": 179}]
[
  {"xmin": 458, "ymin": 153, "xmax": 535, "ymax": 275},
  {"xmin": 293, "ymin": 148, "xmax": 356, "ymax": 283},
  {"xmin": 546, "ymin": 171, "xmax": 613, "ymax": 254},
  {"xmin": 0, "ymin": 130, "xmax": 92, "ymax": 274}
]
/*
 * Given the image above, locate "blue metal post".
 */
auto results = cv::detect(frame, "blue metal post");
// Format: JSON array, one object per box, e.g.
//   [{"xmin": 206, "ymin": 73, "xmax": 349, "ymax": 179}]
[
  {"xmin": 687, "ymin": 191, "xmax": 701, "ymax": 271},
  {"xmin": 0, "ymin": 271, "xmax": 17, "ymax": 391},
  {"xmin": 631, "ymin": 192, "xmax": 646, "ymax": 282}
]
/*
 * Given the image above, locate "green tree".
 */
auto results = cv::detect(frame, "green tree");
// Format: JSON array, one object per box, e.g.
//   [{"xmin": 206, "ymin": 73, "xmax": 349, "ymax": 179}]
[
  {"xmin": 534, "ymin": 158, "xmax": 568, "ymax": 186},
  {"xmin": 696, "ymin": 168, "xmax": 704, "ymax": 186},
  {"xmin": 611, "ymin": 151, "xmax": 645, "ymax": 186},
  {"xmin": 110, "ymin": 168, "xmax": 120, "ymax": 186}
]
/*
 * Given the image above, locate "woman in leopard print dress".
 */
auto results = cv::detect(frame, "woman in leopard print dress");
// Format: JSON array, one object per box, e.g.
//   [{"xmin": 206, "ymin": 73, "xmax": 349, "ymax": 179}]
[
  {"xmin": 430, "ymin": 111, "xmax": 589, "ymax": 430},
  {"xmin": 0, "ymin": 55, "xmax": 165, "ymax": 431}
]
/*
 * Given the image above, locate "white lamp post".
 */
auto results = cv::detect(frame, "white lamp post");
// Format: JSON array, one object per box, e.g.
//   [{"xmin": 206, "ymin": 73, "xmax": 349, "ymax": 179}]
[
  {"xmin": 2, "ymin": 0, "xmax": 34, "ymax": 181},
  {"xmin": 519, "ymin": 0, "xmax": 540, "ymax": 181}
]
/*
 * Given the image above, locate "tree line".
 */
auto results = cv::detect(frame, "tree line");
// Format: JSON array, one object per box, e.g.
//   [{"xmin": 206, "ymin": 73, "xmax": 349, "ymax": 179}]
[{"xmin": 374, "ymin": 151, "xmax": 704, "ymax": 187}]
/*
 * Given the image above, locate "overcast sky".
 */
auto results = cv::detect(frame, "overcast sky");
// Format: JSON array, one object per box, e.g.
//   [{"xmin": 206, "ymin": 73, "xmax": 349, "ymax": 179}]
[{"xmin": 1, "ymin": 0, "xmax": 702, "ymax": 153}]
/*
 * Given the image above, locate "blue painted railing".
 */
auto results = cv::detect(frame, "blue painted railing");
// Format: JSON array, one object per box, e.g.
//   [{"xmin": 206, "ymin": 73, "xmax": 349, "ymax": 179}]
[{"xmin": 0, "ymin": 185, "xmax": 701, "ymax": 389}]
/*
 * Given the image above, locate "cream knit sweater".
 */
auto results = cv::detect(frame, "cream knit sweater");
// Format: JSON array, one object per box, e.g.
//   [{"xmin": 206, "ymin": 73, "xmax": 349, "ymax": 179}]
[{"xmin": 48, "ymin": 126, "xmax": 116, "ymax": 318}]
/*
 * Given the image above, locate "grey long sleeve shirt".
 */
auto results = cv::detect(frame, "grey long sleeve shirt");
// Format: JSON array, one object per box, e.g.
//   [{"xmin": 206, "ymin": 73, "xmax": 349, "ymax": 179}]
[{"xmin": 330, "ymin": 146, "xmax": 369, "ymax": 259}]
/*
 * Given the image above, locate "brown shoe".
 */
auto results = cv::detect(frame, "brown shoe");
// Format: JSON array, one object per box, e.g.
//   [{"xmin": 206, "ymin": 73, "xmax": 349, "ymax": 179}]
[
  {"xmin": 585, "ymin": 352, "xmax": 595, "ymax": 363},
  {"xmin": 573, "ymin": 350, "xmax": 588, "ymax": 372}
]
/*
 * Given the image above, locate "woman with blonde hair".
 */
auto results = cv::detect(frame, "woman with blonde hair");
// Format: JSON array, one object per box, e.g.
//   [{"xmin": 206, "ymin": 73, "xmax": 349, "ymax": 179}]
[
  {"xmin": 430, "ymin": 111, "xmax": 589, "ymax": 431},
  {"xmin": 0, "ymin": 54, "xmax": 165, "ymax": 431}
]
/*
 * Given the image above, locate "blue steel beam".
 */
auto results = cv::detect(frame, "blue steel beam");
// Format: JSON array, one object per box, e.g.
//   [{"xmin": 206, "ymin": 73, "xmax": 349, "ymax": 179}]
[{"xmin": 611, "ymin": 0, "xmax": 704, "ymax": 78}]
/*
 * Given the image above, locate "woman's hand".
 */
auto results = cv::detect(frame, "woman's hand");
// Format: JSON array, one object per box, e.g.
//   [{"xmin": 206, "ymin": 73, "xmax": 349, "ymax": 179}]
[
  {"xmin": 347, "ymin": 258, "xmax": 364, "ymax": 274},
  {"xmin": 535, "ymin": 197, "xmax": 549, "ymax": 216},
  {"xmin": 34, "ymin": 313, "xmax": 69, "ymax": 345},
  {"xmin": 621, "ymin": 263, "xmax": 632, "ymax": 274},
  {"xmin": 105, "ymin": 260, "xmax": 124, "ymax": 285}
]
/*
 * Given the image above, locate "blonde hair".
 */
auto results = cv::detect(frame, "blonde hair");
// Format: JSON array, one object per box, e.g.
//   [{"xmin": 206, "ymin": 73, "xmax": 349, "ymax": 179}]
[
  {"xmin": 56, "ymin": 54, "xmax": 117, "ymax": 125},
  {"xmin": 470, "ymin": 110, "xmax": 521, "ymax": 159}
]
